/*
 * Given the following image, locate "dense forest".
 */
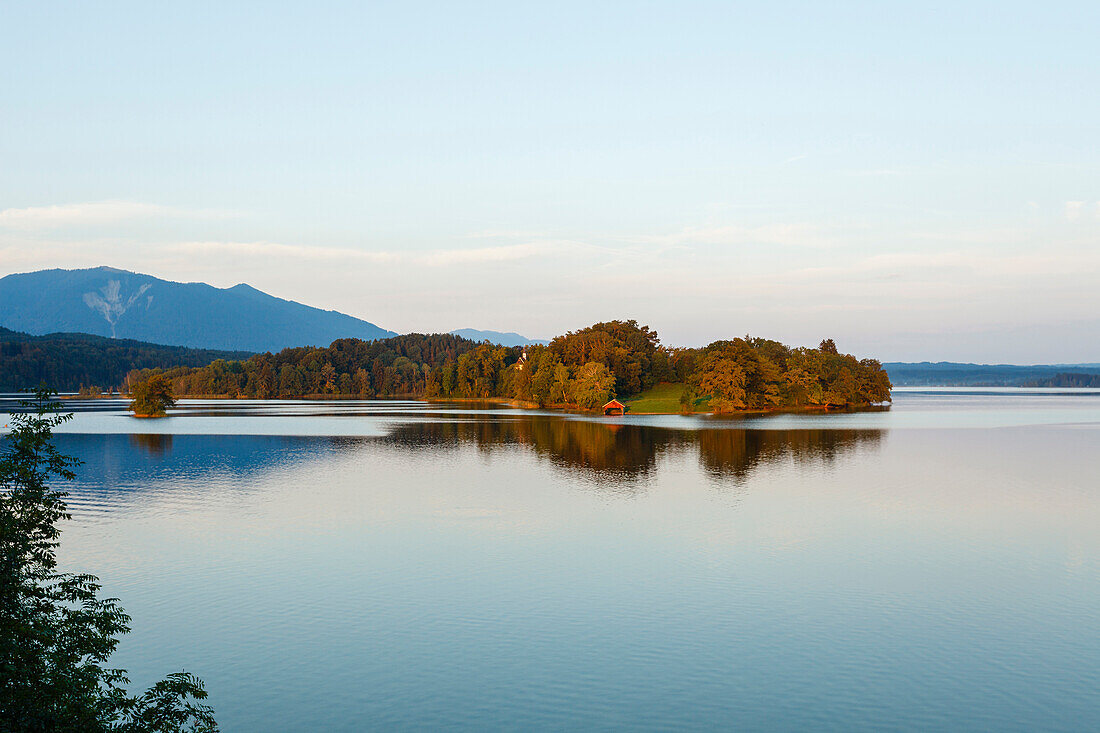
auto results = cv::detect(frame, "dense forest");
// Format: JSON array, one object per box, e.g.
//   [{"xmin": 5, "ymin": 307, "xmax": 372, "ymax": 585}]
[
  {"xmin": 1024, "ymin": 372, "xmax": 1100, "ymax": 388},
  {"xmin": 0, "ymin": 327, "xmax": 250, "ymax": 392},
  {"xmin": 128, "ymin": 320, "xmax": 892, "ymax": 413}
]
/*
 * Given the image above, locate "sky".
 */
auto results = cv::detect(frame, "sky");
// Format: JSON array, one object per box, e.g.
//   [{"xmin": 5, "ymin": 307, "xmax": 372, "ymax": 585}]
[{"xmin": 1, "ymin": 1, "xmax": 1098, "ymax": 362}]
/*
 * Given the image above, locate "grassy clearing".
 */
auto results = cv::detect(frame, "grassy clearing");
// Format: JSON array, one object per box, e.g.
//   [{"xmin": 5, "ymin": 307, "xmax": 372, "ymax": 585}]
[{"xmin": 624, "ymin": 382, "xmax": 687, "ymax": 413}]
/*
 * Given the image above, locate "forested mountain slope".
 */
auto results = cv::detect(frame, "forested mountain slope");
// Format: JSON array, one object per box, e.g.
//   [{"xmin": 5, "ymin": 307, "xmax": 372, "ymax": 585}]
[{"xmin": 0, "ymin": 327, "xmax": 250, "ymax": 392}]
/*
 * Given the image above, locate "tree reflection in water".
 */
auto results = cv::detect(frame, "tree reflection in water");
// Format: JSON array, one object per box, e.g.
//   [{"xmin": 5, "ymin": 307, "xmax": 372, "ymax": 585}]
[
  {"xmin": 386, "ymin": 418, "xmax": 687, "ymax": 482},
  {"xmin": 115, "ymin": 415, "xmax": 882, "ymax": 487},
  {"xmin": 111, "ymin": 409, "xmax": 883, "ymax": 491},
  {"xmin": 695, "ymin": 428, "xmax": 882, "ymax": 481},
  {"xmin": 128, "ymin": 433, "xmax": 173, "ymax": 455},
  {"xmin": 385, "ymin": 416, "xmax": 883, "ymax": 485}
]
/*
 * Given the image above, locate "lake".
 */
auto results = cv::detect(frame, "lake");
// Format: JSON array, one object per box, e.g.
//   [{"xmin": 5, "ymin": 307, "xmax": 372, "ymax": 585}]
[{"xmin": 3, "ymin": 389, "xmax": 1099, "ymax": 730}]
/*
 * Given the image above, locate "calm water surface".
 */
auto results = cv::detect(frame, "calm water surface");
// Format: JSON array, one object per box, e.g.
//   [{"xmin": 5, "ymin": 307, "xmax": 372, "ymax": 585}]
[{"xmin": 3, "ymin": 390, "xmax": 1099, "ymax": 731}]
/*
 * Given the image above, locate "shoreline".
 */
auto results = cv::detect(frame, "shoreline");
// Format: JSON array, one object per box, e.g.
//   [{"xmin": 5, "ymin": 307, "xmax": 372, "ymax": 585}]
[{"xmin": 52, "ymin": 393, "xmax": 887, "ymax": 416}]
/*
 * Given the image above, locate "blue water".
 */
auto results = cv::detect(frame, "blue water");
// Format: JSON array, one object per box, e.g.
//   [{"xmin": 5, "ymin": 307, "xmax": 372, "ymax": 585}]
[{"xmin": 4, "ymin": 390, "xmax": 1099, "ymax": 730}]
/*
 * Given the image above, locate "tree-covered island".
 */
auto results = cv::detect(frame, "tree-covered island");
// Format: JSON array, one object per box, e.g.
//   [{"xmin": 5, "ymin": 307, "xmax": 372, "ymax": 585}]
[
  {"xmin": 129, "ymin": 373, "xmax": 176, "ymax": 418},
  {"xmin": 123, "ymin": 320, "xmax": 891, "ymax": 414}
]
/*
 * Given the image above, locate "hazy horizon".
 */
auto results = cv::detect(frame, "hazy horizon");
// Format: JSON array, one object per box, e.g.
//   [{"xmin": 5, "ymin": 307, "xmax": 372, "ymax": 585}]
[
  {"xmin": 3, "ymin": 264, "xmax": 1100, "ymax": 366},
  {"xmin": 2, "ymin": 2, "xmax": 1097, "ymax": 362}
]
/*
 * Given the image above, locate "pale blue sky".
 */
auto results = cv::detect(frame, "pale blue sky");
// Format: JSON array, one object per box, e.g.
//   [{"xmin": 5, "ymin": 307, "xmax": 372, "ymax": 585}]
[{"xmin": 2, "ymin": 1, "xmax": 1098, "ymax": 361}]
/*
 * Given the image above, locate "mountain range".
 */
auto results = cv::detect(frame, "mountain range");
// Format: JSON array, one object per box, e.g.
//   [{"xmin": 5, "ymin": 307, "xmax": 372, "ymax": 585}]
[
  {"xmin": 4, "ymin": 269, "xmax": 1092, "ymax": 380},
  {"xmin": 0, "ymin": 267, "xmax": 396, "ymax": 352},
  {"xmin": 448, "ymin": 329, "xmax": 548, "ymax": 347}
]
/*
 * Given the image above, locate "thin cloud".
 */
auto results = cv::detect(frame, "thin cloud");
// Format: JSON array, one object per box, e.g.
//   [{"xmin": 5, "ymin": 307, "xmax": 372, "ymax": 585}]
[
  {"xmin": 173, "ymin": 241, "xmax": 403, "ymax": 264},
  {"xmin": 419, "ymin": 242, "xmax": 547, "ymax": 265},
  {"xmin": 627, "ymin": 223, "xmax": 841, "ymax": 250},
  {"xmin": 845, "ymin": 169, "xmax": 905, "ymax": 177},
  {"xmin": 0, "ymin": 201, "xmax": 233, "ymax": 229},
  {"xmin": 171, "ymin": 240, "xmax": 551, "ymax": 267},
  {"xmin": 456, "ymin": 223, "xmax": 842, "ymax": 256},
  {"xmin": 460, "ymin": 228, "xmax": 552, "ymax": 240}
]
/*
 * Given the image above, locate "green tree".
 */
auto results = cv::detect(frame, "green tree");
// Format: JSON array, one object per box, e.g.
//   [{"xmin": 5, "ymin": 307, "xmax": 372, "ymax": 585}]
[
  {"xmin": 551, "ymin": 363, "xmax": 572, "ymax": 404},
  {"xmin": 256, "ymin": 363, "xmax": 276, "ymax": 399},
  {"xmin": 572, "ymin": 362, "xmax": 617, "ymax": 409},
  {"xmin": 453, "ymin": 353, "xmax": 476, "ymax": 397},
  {"xmin": 0, "ymin": 389, "xmax": 216, "ymax": 731},
  {"xmin": 691, "ymin": 356, "xmax": 747, "ymax": 413},
  {"xmin": 679, "ymin": 383, "xmax": 697, "ymax": 414},
  {"xmin": 129, "ymin": 374, "xmax": 176, "ymax": 418},
  {"xmin": 278, "ymin": 365, "xmax": 302, "ymax": 396},
  {"xmin": 439, "ymin": 364, "xmax": 456, "ymax": 397},
  {"xmin": 506, "ymin": 359, "xmax": 529, "ymax": 401},
  {"xmin": 550, "ymin": 320, "xmax": 662, "ymax": 396},
  {"xmin": 529, "ymin": 352, "xmax": 557, "ymax": 406}
]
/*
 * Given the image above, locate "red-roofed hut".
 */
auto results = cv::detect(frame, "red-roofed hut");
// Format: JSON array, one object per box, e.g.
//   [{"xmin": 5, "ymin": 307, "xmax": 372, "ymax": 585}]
[{"xmin": 602, "ymin": 399, "xmax": 625, "ymax": 416}]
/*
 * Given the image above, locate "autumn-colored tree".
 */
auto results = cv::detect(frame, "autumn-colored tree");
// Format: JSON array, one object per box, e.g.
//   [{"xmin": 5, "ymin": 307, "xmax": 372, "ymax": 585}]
[
  {"xmin": 782, "ymin": 350, "xmax": 826, "ymax": 406},
  {"xmin": 320, "ymin": 362, "xmax": 337, "ymax": 393},
  {"xmin": 129, "ymin": 373, "xmax": 175, "ymax": 417},
  {"xmin": 110, "ymin": 327, "xmax": 889, "ymax": 412}
]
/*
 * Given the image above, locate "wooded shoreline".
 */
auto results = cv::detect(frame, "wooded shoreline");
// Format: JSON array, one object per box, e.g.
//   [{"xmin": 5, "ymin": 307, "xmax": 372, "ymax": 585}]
[
  {"xmin": 61, "ymin": 391, "xmax": 888, "ymax": 417},
  {"xmin": 103, "ymin": 320, "xmax": 893, "ymax": 415}
]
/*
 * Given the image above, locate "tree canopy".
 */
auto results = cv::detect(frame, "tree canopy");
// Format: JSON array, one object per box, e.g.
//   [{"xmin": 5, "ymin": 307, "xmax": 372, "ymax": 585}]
[
  {"xmin": 130, "ymin": 374, "xmax": 176, "ymax": 418},
  {"xmin": 0, "ymin": 327, "xmax": 249, "ymax": 394},
  {"xmin": 0, "ymin": 389, "xmax": 217, "ymax": 731},
  {"xmin": 123, "ymin": 323, "xmax": 891, "ymax": 413}
]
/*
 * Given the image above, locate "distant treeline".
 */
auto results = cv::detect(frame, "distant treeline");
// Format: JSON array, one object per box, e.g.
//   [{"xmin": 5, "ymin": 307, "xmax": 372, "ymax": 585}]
[
  {"xmin": 884, "ymin": 361, "xmax": 1100, "ymax": 386},
  {"xmin": 0, "ymin": 327, "xmax": 251, "ymax": 392},
  {"xmin": 1024, "ymin": 372, "xmax": 1100, "ymax": 388},
  {"xmin": 128, "ymin": 320, "xmax": 891, "ymax": 412}
]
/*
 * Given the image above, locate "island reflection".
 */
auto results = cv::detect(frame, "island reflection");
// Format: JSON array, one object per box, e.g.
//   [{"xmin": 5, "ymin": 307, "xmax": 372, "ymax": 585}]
[
  {"xmin": 129, "ymin": 433, "xmax": 173, "ymax": 455},
  {"xmin": 61, "ymin": 414, "xmax": 884, "ymax": 513},
  {"xmin": 385, "ymin": 415, "xmax": 883, "ymax": 483}
]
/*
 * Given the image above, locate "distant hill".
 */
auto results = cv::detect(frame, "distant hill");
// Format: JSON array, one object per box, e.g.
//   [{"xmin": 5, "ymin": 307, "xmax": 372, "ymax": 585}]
[
  {"xmin": 884, "ymin": 362, "xmax": 1100, "ymax": 386},
  {"xmin": 0, "ymin": 267, "xmax": 396, "ymax": 352},
  {"xmin": 449, "ymin": 328, "xmax": 548, "ymax": 347},
  {"xmin": 1024, "ymin": 373, "xmax": 1100, "ymax": 388},
  {"xmin": 0, "ymin": 326, "xmax": 251, "ymax": 392}
]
